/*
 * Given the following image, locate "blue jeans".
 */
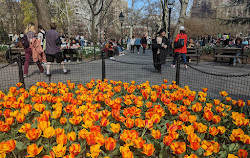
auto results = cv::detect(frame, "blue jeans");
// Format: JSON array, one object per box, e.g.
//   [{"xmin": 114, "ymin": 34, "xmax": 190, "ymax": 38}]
[
  {"xmin": 81, "ymin": 40, "xmax": 85, "ymax": 47},
  {"xmin": 233, "ymin": 53, "xmax": 240, "ymax": 64},
  {"xmin": 173, "ymin": 53, "xmax": 187, "ymax": 65}
]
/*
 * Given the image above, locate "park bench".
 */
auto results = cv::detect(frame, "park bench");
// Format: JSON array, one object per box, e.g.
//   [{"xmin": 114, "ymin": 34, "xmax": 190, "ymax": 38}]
[
  {"xmin": 186, "ymin": 48, "xmax": 201, "ymax": 64},
  {"xmin": 6, "ymin": 47, "xmax": 25, "ymax": 64},
  {"xmin": 63, "ymin": 48, "xmax": 82, "ymax": 62},
  {"xmin": 213, "ymin": 47, "xmax": 248, "ymax": 65}
]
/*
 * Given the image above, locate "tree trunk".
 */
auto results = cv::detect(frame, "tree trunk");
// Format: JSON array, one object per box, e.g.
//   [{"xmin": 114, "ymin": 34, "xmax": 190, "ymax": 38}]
[
  {"xmin": 173, "ymin": 0, "xmax": 189, "ymax": 40},
  {"xmin": 91, "ymin": 14, "xmax": 96, "ymax": 44},
  {"xmin": 31, "ymin": 0, "xmax": 51, "ymax": 31}
]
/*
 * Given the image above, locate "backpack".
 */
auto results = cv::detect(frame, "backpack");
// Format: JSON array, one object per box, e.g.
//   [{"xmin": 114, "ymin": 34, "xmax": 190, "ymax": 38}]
[
  {"xmin": 39, "ymin": 31, "xmax": 46, "ymax": 43},
  {"xmin": 21, "ymin": 34, "xmax": 30, "ymax": 49}
]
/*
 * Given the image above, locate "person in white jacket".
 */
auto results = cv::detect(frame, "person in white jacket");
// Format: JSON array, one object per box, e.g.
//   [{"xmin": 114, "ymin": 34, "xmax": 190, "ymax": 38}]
[{"xmin": 130, "ymin": 36, "xmax": 136, "ymax": 53}]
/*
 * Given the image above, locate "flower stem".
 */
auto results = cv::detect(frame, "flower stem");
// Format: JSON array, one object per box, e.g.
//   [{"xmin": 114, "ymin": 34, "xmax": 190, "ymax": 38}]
[{"xmin": 12, "ymin": 151, "xmax": 17, "ymax": 158}]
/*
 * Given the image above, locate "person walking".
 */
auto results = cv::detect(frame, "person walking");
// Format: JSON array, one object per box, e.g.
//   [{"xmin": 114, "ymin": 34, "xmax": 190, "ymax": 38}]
[
  {"xmin": 22, "ymin": 23, "xmax": 44, "ymax": 78},
  {"xmin": 45, "ymin": 23, "xmax": 70, "ymax": 77},
  {"xmin": 171, "ymin": 26, "xmax": 188, "ymax": 69},
  {"xmin": 152, "ymin": 29, "xmax": 169, "ymax": 73},
  {"xmin": 141, "ymin": 35, "xmax": 147, "ymax": 54},
  {"xmin": 80, "ymin": 35, "xmax": 85, "ymax": 47},
  {"xmin": 130, "ymin": 36, "xmax": 136, "ymax": 53},
  {"xmin": 134, "ymin": 37, "xmax": 141, "ymax": 54},
  {"xmin": 38, "ymin": 25, "xmax": 46, "ymax": 47}
]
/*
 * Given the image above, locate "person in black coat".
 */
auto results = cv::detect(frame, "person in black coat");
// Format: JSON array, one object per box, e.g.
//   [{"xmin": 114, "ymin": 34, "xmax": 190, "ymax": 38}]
[
  {"xmin": 141, "ymin": 35, "xmax": 147, "ymax": 53},
  {"xmin": 152, "ymin": 29, "xmax": 169, "ymax": 74}
]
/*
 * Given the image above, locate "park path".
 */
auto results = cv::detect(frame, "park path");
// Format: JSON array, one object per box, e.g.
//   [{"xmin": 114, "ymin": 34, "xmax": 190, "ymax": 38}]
[{"xmin": 0, "ymin": 48, "xmax": 249, "ymax": 100}]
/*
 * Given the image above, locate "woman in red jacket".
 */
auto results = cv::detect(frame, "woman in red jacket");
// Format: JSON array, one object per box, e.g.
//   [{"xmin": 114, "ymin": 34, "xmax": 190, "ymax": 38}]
[{"xmin": 171, "ymin": 26, "xmax": 188, "ymax": 69}]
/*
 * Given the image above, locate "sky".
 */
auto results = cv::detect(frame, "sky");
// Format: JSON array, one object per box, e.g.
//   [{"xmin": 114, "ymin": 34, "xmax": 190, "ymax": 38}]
[{"xmin": 127, "ymin": 0, "xmax": 193, "ymax": 17}]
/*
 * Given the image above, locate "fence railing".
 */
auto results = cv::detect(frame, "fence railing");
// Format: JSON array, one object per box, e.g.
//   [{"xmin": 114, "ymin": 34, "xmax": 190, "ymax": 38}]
[{"xmin": 0, "ymin": 51, "xmax": 249, "ymax": 103}]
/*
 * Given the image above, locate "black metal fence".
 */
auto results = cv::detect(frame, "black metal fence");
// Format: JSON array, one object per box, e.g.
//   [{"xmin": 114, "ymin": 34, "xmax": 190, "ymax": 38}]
[{"xmin": 0, "ymin": 52, "xmax": 249, "ymax": 103}]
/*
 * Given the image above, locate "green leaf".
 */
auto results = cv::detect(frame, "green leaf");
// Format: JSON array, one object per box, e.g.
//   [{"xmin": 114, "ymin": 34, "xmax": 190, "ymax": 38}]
[
  {"xmin": 229, "ymin": 143, "xmax": 235, "ymax": 151},
  {"xmin": 16, "ymin": 141, "xmax": 26, "ymax": 150}
]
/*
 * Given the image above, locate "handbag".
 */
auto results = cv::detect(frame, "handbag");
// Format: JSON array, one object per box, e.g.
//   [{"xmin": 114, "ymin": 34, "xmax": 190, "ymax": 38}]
[
  {"xmin": 55, "ymin": 37, "xmax": 62, "ymax": 45},
  {"xmin": 174, "ymin": 39, "xmax": 184, "ymax": 48},
  {"xmin": 174, "ymin": 33, "xmax": 185, "ymax": 48}
]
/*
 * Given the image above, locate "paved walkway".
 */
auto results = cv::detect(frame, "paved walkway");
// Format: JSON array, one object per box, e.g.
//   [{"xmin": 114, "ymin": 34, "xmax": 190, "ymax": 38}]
[{"xmin": 0, "ymin": 49, "xmax": 249, "ymax": 100}]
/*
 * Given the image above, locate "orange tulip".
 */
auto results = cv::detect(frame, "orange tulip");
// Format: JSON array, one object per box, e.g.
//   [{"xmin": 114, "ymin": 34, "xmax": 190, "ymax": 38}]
[
  {"xmin": 218, "ymin": 126, "xmax": 226, "ymax": 134},
  {"xmin": 67, "ymin": 131, "xmax": 76, "ymax": 141},
  {"xmin": 238, "ymin": 149, "xmax": 248, "ymax": 158},
  {"xmin": 86, "ymin": 144, "xmax": 101, "ymax": 158},
  {"xmin": 26, "ymin": 128, "xmax": 42, "ymax": 141},
  {"xmin": 212, "ymin": 115, "xmax": 221, "ymax": 124},
  {"xmin": 55, "ymin": 128, "xmax": 65, "ymax": 137},
  {"xmin": 38, "ymin": 121, "xmax": 50, "ymax": 132},
  {"xmin": 105, "ymin": 137, "xmax": 116, "ymax": 151},
  {"xmin": 133, "ymin": 137, "xmax": 145, "ymax": 149},
  {"xmin": 192, "ymin": 102, "xmax": 202, "ymax": 112},
  {"xmin": 184, "ymin": 154, "xmax": 198, "ymax": 158},
  {"xmin": 56, "ymin": 133, "xmax": 67, "ymax": 145},
  {"xmin": 124, "ymin": 118, "xmax": 134, "ymax": 129},
  {"xmin": 170, "ymin": 142, "xmax": 186, "ymax": 155},
  {"xmin": 163, "ymin": 135, "xmax": 173, "ymax": 146},
  {"xmin": 100, "ymin": 117, "xmax": 110, "ymax": 127},
  {"xmin": 18, "ymin": 123, "xmax": 31, "ymax": 133},
  {"xmin": 69, "ymin": 143, "xmax": 81, "ymax": 156},
  {"xmin": 43, "ymin": 127, "xmax": 55, "ymax": 138},
  {"xmin": 69, "ymin": 115, "xmax": 82, "ymax": 125},
  {"xmin": 110, "ymin": 123, "xmax": 120, "ymax": 133},
  {"xmin": 60, "ymin": 117, "xmax": 67, "ymax": 125},
  {"xmin": 197, "ymin": 123, "xmax": 207, "ymax": 133},
  {"xmin": 141, "ymin": 143, "xmax": 155, "ymax": 156},
  {"xmin": 203, "ymin": 110, "xmax": 213, "ymax": 121},
  {"xmin": 78, "ymin": 129, "xmax": 89, "ymax": 140},
  {"xmin": 16, "ymin": 114, "xmax": 25, "ymax": 123},
  {"xmin": 0, "ymin": 139, "xmax": 16, "ymax": 155},
  {"xmin": 26, "ymin": 144, "xmax": 43, "ymax": 157},
  {"xmin": 53, "ymin": 144, "xmax": 66, "ymax": 158},
  {"xmin": 209, "ymin": 127, "xmax": 219, "ymax": 136},
  {"xmin": 151, "ymin": 129, "xmax": 161, "ymax": 139}
]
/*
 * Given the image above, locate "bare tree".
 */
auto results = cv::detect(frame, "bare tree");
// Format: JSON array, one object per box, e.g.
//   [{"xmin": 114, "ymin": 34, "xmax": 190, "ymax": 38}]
[
  {"xmin": 173, "ymin": 0, "xmax": 189, "ymax": 40},
  {"xmin": 50, "ymin": 0, "xmax": 74, "ymax": 35},
  {"xmin": 31, "ymin": 0, "xmax": 52, "ymax": 30},
  {"xmin": 86, "ymin": 0, "xmax": 114, "ymax": 43}
]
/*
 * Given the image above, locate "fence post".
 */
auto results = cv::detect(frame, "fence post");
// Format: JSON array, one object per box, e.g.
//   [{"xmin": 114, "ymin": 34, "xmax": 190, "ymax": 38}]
[
  {"xmin": 17, "ymin": 54, "xmax": 25, "ymax": 89},
  {"xmin": 94, "ymin": 45, "xmax": 96, "ymax": 60},
  {"xmin": 175, "ymin": 53, "xmax": 180, "ymax": 85},
  {"xmin": 101, "ymin": 50, "xmax": 106, "ymax": 81}
]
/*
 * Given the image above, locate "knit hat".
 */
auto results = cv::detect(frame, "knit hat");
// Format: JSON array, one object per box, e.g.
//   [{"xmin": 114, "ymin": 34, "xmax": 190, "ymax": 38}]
[{"xmin": 180, "ymin": 26, "xmax": 185, "ymax": 31}]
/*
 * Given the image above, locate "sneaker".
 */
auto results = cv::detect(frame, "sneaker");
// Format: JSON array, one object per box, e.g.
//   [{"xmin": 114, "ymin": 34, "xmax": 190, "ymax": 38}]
[
  {"xmin": 233, "ymin": 63, "xmax": 236, "ymax": 67},
  {"xmin": 46, "ymin": 73, "xmax": 52, "ymax": 77},
  {"xmin": 184, "ymin": 65, "xmax": 188, "ymax": 69},
  {"xmin": 110, "ymin": 57, "xmax": 115, "ymax": 60},
  {"xmin": 68, "ymin": 60, "xmax": 71, "ymax": 62},
  {"xmin": 23, "ymin": 74, "xmax": 27, "ymax": 78},
  {"xmin": 171, "ymin": 64, "xmax": 176, "ymax": 68},
  {"xmin": 64, "ymin": 69, "xmax": 70, "ymax": 74},
  {"xmin": 64, "ymin": 59, "xmax": 67, "ymax": 62},
  {"xmin": 138, "ymin": 52, "xmax": 140, "ymax": 54}
]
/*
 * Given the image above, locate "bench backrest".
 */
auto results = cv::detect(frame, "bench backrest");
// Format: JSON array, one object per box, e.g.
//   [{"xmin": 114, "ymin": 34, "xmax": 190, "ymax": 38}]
[
  {"xmin": 187, "ymin": 48, "xmax": 197, "ymax": 54},
  {"xmin": 214, "ymin": 48, "xmax": 243, "ymax": 55}
]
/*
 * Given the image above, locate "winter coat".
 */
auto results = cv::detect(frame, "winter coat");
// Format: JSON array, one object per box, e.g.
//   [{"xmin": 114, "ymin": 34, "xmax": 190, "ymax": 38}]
[
  {"xmin": 152, "ymin": 36, "xmax": 169, "ymax": 64},
  {"xmin": 30, "ymin": 38, "xmax": 47, "ymax": 63},
  {"xmin": 134, "ymin": 38, "xmax": 141, "ymax": 45},
  {"xmin": 174, "ymin": 33, "xmax": 187, "ymax": 54},
  {"xmin": 45, "ymin": 29, "xmax": 61, "ymax": 55}
]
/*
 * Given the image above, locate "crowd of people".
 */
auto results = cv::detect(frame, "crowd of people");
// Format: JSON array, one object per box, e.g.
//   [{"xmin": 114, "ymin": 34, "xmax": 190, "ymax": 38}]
[
  {"xmin": 12, "ymin": 22, "xmax": 250, "ymax": 78},
  {"xmin": 15, "ymin": 23, "xmax": 72, "ymax": 77}
]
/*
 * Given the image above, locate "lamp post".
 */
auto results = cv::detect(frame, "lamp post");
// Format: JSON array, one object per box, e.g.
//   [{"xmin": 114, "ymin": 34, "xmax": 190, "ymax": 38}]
[
  {"xmin": 119, "ymin": 12, "xmax": 125, "ymax": 48},
  {"xmin": 167, "ymin": 0, "xmax": 174, "ymax": 40}
]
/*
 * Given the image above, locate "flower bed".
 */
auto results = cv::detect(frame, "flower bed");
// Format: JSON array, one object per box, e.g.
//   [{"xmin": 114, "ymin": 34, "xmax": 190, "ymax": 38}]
[{"xmin": 0, "ymin": 79, "xmax": 249, "ymax": 158}]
